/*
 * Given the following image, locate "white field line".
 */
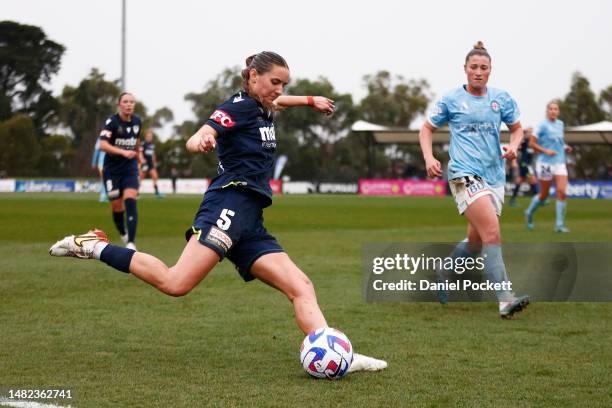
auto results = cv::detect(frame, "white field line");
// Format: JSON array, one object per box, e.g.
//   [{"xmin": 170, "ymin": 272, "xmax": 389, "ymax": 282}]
[{"xmin": 0, "ymin": 397, "xmax": 72, "ymax": 408}]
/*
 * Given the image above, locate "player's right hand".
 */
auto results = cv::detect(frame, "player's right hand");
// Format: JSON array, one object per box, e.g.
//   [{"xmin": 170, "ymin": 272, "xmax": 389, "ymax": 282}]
[
  {"xmin": 196, "ymin": 133, "xmax": 216, "ymax": 153},
  {"xmin": 425, "ymin": 157, "xmax": 442, "ymax": 178},
  {"xmin": 545, "ymin": 149, "xmax": 557, "ymax": 156},
  {"xmin": 123, "ymin": 150, "xmax": 138, "ymax": 159}
]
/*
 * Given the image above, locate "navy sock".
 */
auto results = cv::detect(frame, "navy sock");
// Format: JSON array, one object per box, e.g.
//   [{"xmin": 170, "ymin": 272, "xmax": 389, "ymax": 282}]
[
  {"xmin": 511, "ymin": 183, "xmax": 520, "ymax": 199},
  {"xmin": 100, "ymin": 244, "xmax": 135, "ymax": 273},
  {"xmin": 154, "ymin": 184, "xmax": 159, "ymax": 195},
  {"xmin": 112, "ymin": 211, "xmax": 126, "ymax": 236},
  {"xmin": 125, "ymin": 198, "xmax": 138, "ymax": 242}
]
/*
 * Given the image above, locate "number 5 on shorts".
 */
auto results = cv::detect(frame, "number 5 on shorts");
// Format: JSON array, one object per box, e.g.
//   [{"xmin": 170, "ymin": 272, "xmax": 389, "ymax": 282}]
[{"xmin": 217, "ymin": 209, "xmax": 235, "ymax": 231}]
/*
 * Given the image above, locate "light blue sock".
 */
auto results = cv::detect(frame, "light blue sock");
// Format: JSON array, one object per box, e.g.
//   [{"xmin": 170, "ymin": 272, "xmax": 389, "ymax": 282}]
[
  {"xmin": 482, "ymin": 244, "xmax": 513, "ymax": 302},
  {"xmin": 556, "ymin": 200, "xmax": 567, "ymax": 227},
  {"xmin": 439, "ymin": 239, "xmax": 471, "ymax": 279},
  {"xmin": 526, "ymin": 195, "xmax": 542, "ymax": 215}
]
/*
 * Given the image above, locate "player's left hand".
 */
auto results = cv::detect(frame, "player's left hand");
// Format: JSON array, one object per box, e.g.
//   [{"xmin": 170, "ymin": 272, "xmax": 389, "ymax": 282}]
[
  {"xmin": 565, "ymin": 145, "xmax": 573, "ymax": 153},
  {"xmin": 311, "ymin": 97, "xmax": 335, "ymax": 115},
  {"xmin": 502, "ymin": 145, "xmax": 518, "ymax": 160}
]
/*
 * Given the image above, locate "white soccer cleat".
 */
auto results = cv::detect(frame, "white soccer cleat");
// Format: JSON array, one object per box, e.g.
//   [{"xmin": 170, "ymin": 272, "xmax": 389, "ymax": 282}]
[
  {"xmin": 126, "ymin": 242, "xmax": 137, "ymax": 251},
  {"xmin": 348, "ymin": 353, "xmax": 388, "ymax": 373},
  {"xmin": 49, "ymin": 229, "xmax": 109, "ymax": 259}
]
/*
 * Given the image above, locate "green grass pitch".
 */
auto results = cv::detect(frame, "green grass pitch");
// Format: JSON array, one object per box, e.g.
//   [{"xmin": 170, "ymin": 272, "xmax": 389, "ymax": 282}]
[{"xmin": 1, "ymin": 193, "xmax": 611, "ymax": 407}]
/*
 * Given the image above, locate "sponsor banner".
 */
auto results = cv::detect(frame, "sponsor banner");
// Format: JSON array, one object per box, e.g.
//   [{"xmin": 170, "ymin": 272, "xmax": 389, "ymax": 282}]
[
  {"xmin": 140, "ymin": 179, "xmax": 174, "ymax": 194},
  {"xmin": 318, "ymin": 183, "xmax": 358, "ymax": 194},
  {"xmin": 0, "ymin": 179, "xmax": 16, "ymax": 192},
  {"xmin": 549, "ymin": 180, "xmax": 612, "ymax": 200},
  {"xmin": 270, "ymin": 179, "xmax": 282, "ymax": 195},
  {"xmin": 176, "ymin": 178, "xmax": 209, "ymax": 194},
  {"xmin": 75, "ymin": 180, "xmax": 102, "ymax": 193},
  {"xmin": 359, "ymin": 179, "xmax": 446, "ymax": 196},
  {"xmin": 283, "ymin": 181, "xmax": 316, "ymax": 194},
  {"xmin": 15, "ymin": 180, "xmax": 75, "ymax": 192}
]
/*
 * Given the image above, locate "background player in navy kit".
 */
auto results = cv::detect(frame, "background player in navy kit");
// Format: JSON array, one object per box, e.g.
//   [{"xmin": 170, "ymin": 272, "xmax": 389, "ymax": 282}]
[
  {"xmin": 50, "ymin": 52, "xmax": 387, "ymax": 373},
  {"xmin": 99, "ymin": 92, "xmax": 141, "ymax": 250},
  {"xmin": 139, "ymin": 129, "xmax": 163, "ymax": 198},
  {"xmin": 509, "ymin": 127, "xmax": 537, "ymax": 207}
]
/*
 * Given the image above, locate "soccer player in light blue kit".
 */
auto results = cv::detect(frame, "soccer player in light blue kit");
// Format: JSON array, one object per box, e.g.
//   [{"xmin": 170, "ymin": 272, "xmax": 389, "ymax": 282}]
[
  {"xmin": 419, "ymin": 41, "xmax": 529, "ymax": 318},
  {"xmin": 525, "ymin": 101, "xmax": 572, "ymax": 232},
  {"xmin": 91, "ymin": 139, "xmax": 108, "ymax": 202}
]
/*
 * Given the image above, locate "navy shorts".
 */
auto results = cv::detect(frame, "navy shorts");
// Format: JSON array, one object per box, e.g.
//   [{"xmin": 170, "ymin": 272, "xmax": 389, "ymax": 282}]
[
  {"xmin": 185, "ymin": 188, "xmax": 284, "ymax": 281},
  {"xmin": 103, "ymin": 167, "xmax": 140, "ymax": 200}
]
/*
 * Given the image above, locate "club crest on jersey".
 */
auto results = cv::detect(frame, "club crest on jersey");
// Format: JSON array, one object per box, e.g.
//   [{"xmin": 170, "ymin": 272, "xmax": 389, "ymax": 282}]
[
  {"xmin": 210, "ymin": 110, "xmax": 236, "ymax": 128},
  {"xmin": 133, "ymin": 125, "xmax": 140, "ymax": 134},
  {"xmin": 490, "ymin": 100, "xmax": 500, "ymax": 113}
]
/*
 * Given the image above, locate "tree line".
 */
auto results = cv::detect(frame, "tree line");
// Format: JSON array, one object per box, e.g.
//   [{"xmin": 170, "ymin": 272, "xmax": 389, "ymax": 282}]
[{"xmin": 1, "ymin": 21, "xmax": 611, "ymax": 180}]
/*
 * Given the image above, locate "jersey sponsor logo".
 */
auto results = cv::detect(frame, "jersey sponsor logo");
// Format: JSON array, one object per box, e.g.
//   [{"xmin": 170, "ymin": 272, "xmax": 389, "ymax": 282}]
[
  {"xmin": 210, "ymin": 110, "xmax": 236, "ymax": 128},
  {"xmin": 490, "ymin": 100, "xmax": 500, "ymax": 113},
  {"xmin": 259, "ymin": 126, "xmax": 276, "ymax": 141},
  {"xmin": 114, "ymin": 137, "xmax": 138, "ymax": 148},
  {"xmin": 100, "ymin": 130, "xmax": 112, "ymax": 138}
]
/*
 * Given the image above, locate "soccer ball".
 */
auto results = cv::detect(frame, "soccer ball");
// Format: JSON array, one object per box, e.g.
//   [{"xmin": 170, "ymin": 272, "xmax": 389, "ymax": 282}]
[{"xmin": 300, "ymin": 327, "xmax": 353, "ymax": 379}]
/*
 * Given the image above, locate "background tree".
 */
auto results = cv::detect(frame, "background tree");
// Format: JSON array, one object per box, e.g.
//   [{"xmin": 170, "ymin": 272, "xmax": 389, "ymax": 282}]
[
  {"xmin": 0, "ymin": 21, "xmax": 65, "ymax": 135},
  {"xmin": 0, "ymin": 115, "xmax": 41, "ymax": 176},
  {"xmin": 37, "ymin": 135, "xmax": 76, "ymax": 176},
  {"xmin": 558, "ymin": 72, "xmax": 605, "ymax": 126},
  {"xmin": 357, "ymin": 71, "xmax": 433, "ymax": 177},
  {"xmin": 58, "ymin": 69, "xmax": 121, "ymax": 176},
  {"xmin": 556, "ymin": 72, "xmax": 610, "ymax": 179},
  {"xmin": 275, "ymin": 77, "xmax": 356, "ymax": 181},
  {"xmin": 599, "ymin": 85, "xmax": 612, "ymax": 121}
]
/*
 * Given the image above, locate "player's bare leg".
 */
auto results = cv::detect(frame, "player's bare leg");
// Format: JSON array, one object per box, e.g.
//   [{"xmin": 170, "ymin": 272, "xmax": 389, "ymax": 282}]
[{"xmin": 251, "ymin": 252, "xmax": 387, "ymax": 372}]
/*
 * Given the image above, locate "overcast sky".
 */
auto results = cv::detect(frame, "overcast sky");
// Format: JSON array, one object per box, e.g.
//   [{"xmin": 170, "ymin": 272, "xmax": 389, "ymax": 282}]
[{"xmin": 4, "ymin": 0, "xmax": 612, "ymax": 138}]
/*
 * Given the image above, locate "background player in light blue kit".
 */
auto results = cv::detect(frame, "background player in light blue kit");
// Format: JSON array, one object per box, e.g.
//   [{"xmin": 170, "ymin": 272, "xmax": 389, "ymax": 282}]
[
  {"xmin": 525, "ymin": 101, "xmax": 572, "ymax": 232},
  {"xmin": 419, "ymin": 41, "xmax": 529, "ymax": 318},
  {"xmin": 91, "ymin": 139, "xmax": 108, "ymax": 202}
]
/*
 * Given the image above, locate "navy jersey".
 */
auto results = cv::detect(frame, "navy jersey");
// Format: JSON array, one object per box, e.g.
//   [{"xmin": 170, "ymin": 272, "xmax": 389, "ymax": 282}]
[
  {"xmin": 140, "ymin": 140, "xmax": 155, "ymax": 167},
  {"xmin": 206, "ymin": 91, "xmax": 276, "ymax": 206},
  {"xmin": 518, "ymin": 137, "xmax": 533, "ymax": 165},
  {"xmin": 99, "ymin": 113, "xmax": 142, "ymax": 172}
]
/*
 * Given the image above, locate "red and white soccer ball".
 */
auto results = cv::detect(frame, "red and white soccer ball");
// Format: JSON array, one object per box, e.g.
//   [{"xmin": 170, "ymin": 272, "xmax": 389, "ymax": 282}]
[{"xmin": 300, "ymin": 327, "xmax": 353, "ymax": 379}]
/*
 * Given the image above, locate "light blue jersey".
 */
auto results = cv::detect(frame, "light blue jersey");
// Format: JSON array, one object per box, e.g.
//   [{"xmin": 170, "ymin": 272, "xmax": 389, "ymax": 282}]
[
  {"xmin": 428, "ymin": 85, "xmax": 520, "ymax": 187},
  {"xmin": 91, "ymin": 139, "xmax": 106, "ymax": 170},
  {"xmin": 535, "ymin": 119, "xmax": 565, "ymax": 164}
]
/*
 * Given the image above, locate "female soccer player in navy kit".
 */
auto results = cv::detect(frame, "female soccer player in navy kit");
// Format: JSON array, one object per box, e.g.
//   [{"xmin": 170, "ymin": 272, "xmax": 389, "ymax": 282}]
[
  {"xmin": 99, "ymin": 92, "xmax": 142, "ymax": 250},
  {"xmin": 50, "ymin": 52, "xmax": 386, "ymax": 373},
  {"xmin": 419, "ymin": 42, "xmax": 529, "ymax": 318},
  {"xmin": 139, "ymin": 129, "xmax": 164, "ymax": 198},
  {"xmin": 525, "ymin": 101, "xmax": 572, "ymax": 232}
]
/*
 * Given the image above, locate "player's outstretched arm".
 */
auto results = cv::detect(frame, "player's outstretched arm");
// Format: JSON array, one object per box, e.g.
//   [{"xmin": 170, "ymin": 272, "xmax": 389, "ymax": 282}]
[
  {"xmin": 186, "ymin": 124, "xmax": 218, "ymax": 154},
  {"xmin": 273, "ymin": 95, "xmax": 335, "ymax": 115}
]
